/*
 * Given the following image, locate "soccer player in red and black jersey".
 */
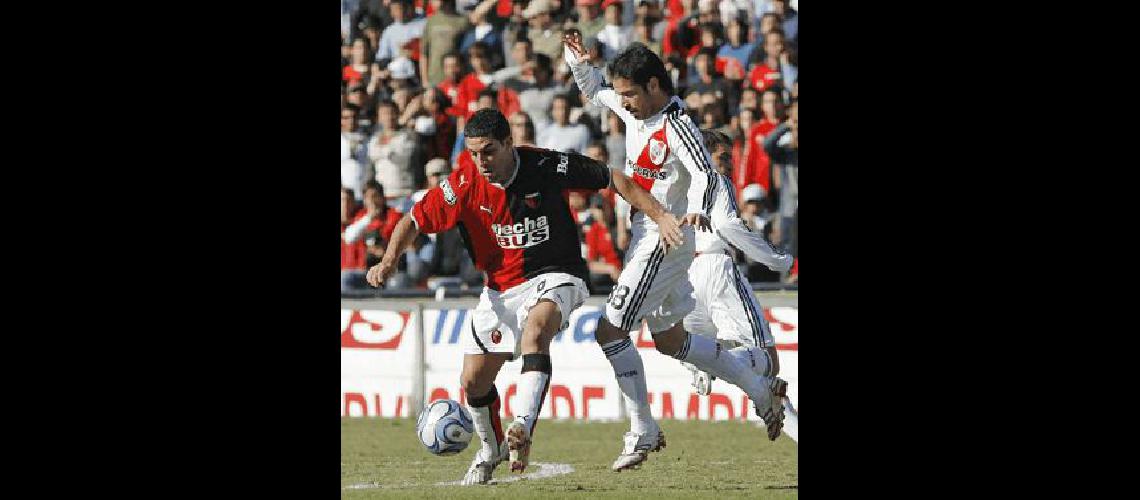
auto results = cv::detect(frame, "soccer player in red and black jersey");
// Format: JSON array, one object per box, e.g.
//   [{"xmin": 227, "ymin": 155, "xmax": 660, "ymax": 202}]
[{"xmin": 367, "ymin": 109, "xmax": 679, "ymax": 485}]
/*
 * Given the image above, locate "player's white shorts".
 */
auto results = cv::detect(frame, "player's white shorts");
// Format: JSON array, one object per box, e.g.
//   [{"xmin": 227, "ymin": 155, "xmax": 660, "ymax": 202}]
[
  {"xmin": 682, "ymin": 251, "xmax": 775, "ymax": 348},
  {"xmin": 605, "ymin": 225, "xmax": 697, "ymax": 333},
  {"xmin": 462, "ymin": 272, "xmax": 590, "ymax": 359}
]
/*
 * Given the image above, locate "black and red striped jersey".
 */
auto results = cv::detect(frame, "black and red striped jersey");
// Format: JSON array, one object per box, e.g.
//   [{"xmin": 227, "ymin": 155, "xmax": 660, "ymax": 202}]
[{"xmin": 410, "ymin": 146, "xmax": 611, "ymax": 292}]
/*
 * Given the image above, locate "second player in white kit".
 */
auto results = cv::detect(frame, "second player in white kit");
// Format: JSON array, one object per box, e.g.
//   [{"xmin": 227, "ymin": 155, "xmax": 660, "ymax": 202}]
[{"xmin": 564, "ymin": 33, "xmax": 787, "ymax": 472}]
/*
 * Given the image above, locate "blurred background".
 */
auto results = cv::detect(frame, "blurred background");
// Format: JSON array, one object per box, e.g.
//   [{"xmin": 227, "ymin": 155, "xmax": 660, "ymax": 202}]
[{"xmin": 341, "ymin": 0, "xmax": 799, "ymax": 297}]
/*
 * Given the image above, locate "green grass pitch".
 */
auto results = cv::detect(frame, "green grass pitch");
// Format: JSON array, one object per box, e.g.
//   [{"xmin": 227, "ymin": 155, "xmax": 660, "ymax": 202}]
[{"xmin": 342, "ymin": 418, "xmax": 798, "ymax": 499}]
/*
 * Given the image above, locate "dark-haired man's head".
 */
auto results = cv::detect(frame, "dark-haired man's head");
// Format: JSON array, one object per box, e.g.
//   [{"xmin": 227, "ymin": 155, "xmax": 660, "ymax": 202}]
[
  {"xmin": 390, "ymin": 0, "xmax": 413, "ymax": 23},
  {"xmin": 727, "ymin": 18, "xmax": 748, "ymax": 46},
  {"xmin": 476, "ymin": 89, "xmax": 498, "ymax": 110},
  {"xmin": 700, "ymin": 129, "xmax": 733, "ymax": 176},
  {"xmin": 342, "ymin": 104, "xmax": 360, "ymax": 132},
  {"xmin": 761, "ymin": 87, "xmax": 784, "ymax": 121},
  {"xmin": 607, "ymin": 43, "xmax": 673, "ymax": 119},
  {"xmin": 764, "ymin": 31, "xmax": 785, "ymax": 63},
  {"xmin": 532, "ymin": 53, "xmax": 554, "ymax": 87},
  {"xmin": 468, "ymin": 42, "xmax": 492, "ymax": 74},
  {"xmin": 376, "ymin": 100, "xmax": 399, "ymax": 131},
  {"xmin": 509, "ymin": 112, "xmax": 535, "ymax": 145},
  {"xmin": 464, "ymin": 109, "xmax": 516, "ymax": 183},
  {"xmin": 364, "ymin": 180, "xmax": 386, "ymax": 212},
  {"xmin": 512, "ymin": 39, "xmax": 534, "ymax": 67},
  {"xmin": 442, "ymin": 53, "xmax": 463, "ymax": 82}
]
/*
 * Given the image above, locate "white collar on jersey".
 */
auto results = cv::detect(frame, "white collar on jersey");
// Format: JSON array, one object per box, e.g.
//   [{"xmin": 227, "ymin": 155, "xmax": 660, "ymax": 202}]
[{"xmin": 491, "ymin": 148, "xmax": 521, "ymax": 190}]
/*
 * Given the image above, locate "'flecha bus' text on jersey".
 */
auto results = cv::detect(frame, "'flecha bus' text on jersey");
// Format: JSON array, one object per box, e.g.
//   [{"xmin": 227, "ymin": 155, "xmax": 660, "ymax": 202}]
[
  {"xmin": 565, "ymin": 45, "xmax": 717, "ymax": 231},
  {"xmin": 411, "ymin": 146, "xmax": 611, "ymax": 291}
]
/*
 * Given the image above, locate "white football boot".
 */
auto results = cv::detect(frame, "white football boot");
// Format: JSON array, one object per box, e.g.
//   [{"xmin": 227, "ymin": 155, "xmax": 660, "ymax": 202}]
[
  {"xmin": 461, "ymin": 439, "xmax": 508, "ymax": 485},
  {"xmin": 611, "ymin": 423, "xmax": 667, "ymax": 472},
  {"xmin": 505, "ymin": 418, "xmax": 532, "ymax": 473}
]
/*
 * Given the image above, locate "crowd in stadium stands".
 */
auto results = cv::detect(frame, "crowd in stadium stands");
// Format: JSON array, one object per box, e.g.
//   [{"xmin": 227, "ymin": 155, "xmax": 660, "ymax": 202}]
[{"xmin": 341, "ymin": 0, "xmax": 798, "ymax": 294}]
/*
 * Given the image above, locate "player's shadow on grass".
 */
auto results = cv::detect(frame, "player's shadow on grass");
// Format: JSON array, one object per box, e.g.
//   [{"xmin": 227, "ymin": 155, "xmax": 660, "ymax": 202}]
[{"xmin": 765, "ymin": 485, "xmax": 799, "ymax": 490}]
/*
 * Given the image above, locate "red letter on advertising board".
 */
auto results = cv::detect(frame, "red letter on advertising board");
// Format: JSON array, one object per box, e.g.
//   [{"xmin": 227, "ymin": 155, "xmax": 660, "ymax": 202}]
[
  {"xmin": 345, "ymin": 392, "xmax": 368, "ymax": 416},
  {"xmin": 549, "ymin": 385, "xmax": 575, "ymax": 418},
  {"xmin": 395, "ymin": 395, "xmax": 404, "ymax": 418},
  {"xmin": 686, "ymin": 393, "xmax": 700, "ymax": 420},
  {"xmin": 708, "ymin": 393, "xmax": 734, "ymax": 420},
  {"xmin": 582, "ymin": 386, "xmax": 605, "ymax": 419},
  {"xmin": 741, "ymin": 394, "xmax": 750, "ymax": 421},
  {"xmin": 660, "ymin": 391, "xmax": 675, "ymax": 420}
]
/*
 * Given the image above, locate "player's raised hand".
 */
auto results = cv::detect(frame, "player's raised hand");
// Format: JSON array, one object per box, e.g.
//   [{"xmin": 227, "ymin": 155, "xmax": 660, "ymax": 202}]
[
  {"xmin": 563, "ymin": 29, "xmax": 591, "ymax": 64},
  {"xmin": 680, "ymin": 213, "xmax": 711, "ymax": 232},
  {"xmin": 652, "ymin": 213, "xmax": 684, "ymax": 250},
  {"xmin": 366, "ymin": 260, "xmax": 396, "ymax": 288}
]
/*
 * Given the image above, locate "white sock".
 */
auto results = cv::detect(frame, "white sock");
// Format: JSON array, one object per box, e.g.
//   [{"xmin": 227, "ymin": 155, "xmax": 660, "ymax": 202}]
[
  {"xmin": 676, "ymin": 333, "xmax": 772, "ymax": 410},
  {"xmin": 515, "ymin": 353, "xmax": 553, "ymax": 435},
  {"xmin": 466, "ymin": 386, "xmax": 504, "ymax": 459},
  {"xmin": 601, "ymin": 337, "xmax": 654, "ymax": 435}
]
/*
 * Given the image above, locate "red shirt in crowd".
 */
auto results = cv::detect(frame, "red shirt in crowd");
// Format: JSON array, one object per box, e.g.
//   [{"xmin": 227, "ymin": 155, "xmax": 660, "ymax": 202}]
[
  {"xmin": 340, "ymin": 208, "xmax": 403, "ymax": 270},
  {"xmin": 343, "ymin": 65, "xmax": 366, "ymax": 86},
  {"xmin": 737, "ymin": 117, "xmax": 781, "ymax": 195},
  {"xmin": 748, "ymin": 63, "xmax": 783, "ymax": 92},
  {"xmin": 449, "ymin": 73, "xmax": 490, "ymax": 119},
  {"xmin": 583, "ymin": 221, "xmax": 621, "ymax": 270}
]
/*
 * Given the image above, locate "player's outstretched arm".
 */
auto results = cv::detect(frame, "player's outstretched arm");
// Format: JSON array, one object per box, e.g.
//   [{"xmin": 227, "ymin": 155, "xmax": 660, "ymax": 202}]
[
  {"xmin": 610, "ymin": 170, "xmax": 684, "ymax": 249},
  {"xmin": 709, "ymin": 176, "xmax": 791, "ymax": 271},
  {"xmin": 366, "ymin": 213, "xmax": 421, "ymax": 287},
  {"xmin": 563, "ymin": 30, "xmax": 625, "ymax": 115}
]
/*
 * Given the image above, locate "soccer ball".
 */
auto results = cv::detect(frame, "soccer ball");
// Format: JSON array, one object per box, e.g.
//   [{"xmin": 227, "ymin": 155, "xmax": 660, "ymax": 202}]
[{"xmin": 416, "ymin": 399, "xmax": 474, "ymax": 456}]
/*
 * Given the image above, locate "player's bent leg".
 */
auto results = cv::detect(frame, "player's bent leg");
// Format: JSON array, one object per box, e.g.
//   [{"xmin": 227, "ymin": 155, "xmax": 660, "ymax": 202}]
[
  {"xmin": 654, "ymin": 322, "xmax": 786, "ymax": 441},
  {"xmin": 507, "ymin": 299, "xmax": 562, "ymax": 473},
  {"xmin": 460, "ymin": 353, "xmax": 511, "ymax": 485}
]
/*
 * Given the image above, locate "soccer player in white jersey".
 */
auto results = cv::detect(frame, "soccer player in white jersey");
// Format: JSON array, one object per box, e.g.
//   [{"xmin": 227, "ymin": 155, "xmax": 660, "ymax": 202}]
[
  {"xmin": 564, "ymin": 32, "xmax": 786, "ymax": 472},
  {"xmin": 680, "ymin": 129, "xmax": 797, "ymax": 441}
]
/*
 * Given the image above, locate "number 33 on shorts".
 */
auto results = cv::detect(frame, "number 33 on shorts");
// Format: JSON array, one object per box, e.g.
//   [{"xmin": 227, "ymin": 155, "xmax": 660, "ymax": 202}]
[{"xmin": 608, "ymin": 285, "xmax": 630, "ymax": 310}]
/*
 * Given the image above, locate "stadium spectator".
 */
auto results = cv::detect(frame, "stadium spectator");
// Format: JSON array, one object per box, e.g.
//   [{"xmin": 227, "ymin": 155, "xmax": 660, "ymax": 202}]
[
  {"xmin": 604, "ymin": 110, "xmax": 627, "ymax": 172},
  {"xmin": 633, "ymin": 17, "xmax": 661, "ymax": 56},
  {"xmin": 450, "ymin": 42, "xmax": 497, "ymax": 124},
  {"xmin": 537, "ymin": 94, "xmax": 591, "ymax": 153},
  {"xmin": 341, "ymin": 187, "xmax": 369, "ymax": 291},
  {"xmin": 342, "ymin": 103, "xmax": 370, "ymax": 169},
  {"xmin": 369, "ymin": 100, "xmax": 425, "ymax": 202},
  {"xmin": 458, "ymin": 0, "xmax": 505, "ymax": 69},
  {"xmin": 737, "ymin": 86, "xmax": 783, "ymax": 194},
  {"xmin": 421, "ymin": 0, "xmax": 471, "ymax": 88},
  {"xmin": 770, "ymin": 0, "xmax": 796, "ymax": 48},
  {"xmin": 513, "ymin": 54, "xmax": 565, "ymax": 129},
  {"xmin": 344, "ymin": 37, "xmax": 374, "ymax": 87},
  {"xmin": 764, "ymin": 99, "xmax": 796, "ymax": 252},
  {"xmin": 575, "ymin": 0, "xmax": 607, "ymax": 42},
  {"xmin": 596, "ymin": 0, "xmax": 634, "ymax": 59},
  {"xmin": 747, "ymin": 30, "xmax": 794, "ymax": 95},
  {"xmin": 437, "ymin": 52, "xmax": 465, "ymax": 105},
  {"xmin": 569, "ymin": 190, "xmax": 623, "ymax": 287},
  {"xmin": 509, "ymin": 112, "xmax": 536, "ymax": 146},
  {"xmin": 344, "ymin": 181, "xmax": 405, "ymax": 284},
  {"xmin": 522, "ymin": 0, "xmax": 565, "ymax": 62},
  {"xmin": 493, "ymin": 38, "xmax": 533, "ymax": 83},
  {"xmin": 375, "ymin": 0, "xmax": 427, "ymax": 63},
  {"xmin": 717, "ymin": 17, "xmax": 753, "ymax": 74}
]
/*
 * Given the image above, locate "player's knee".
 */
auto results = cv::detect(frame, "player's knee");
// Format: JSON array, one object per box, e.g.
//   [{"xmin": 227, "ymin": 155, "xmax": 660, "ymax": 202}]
[
  {"xmin": 652, "ymin": 331, "xmax": 684, "ymax": 356},
  {"xmin": 460, "ymin": 372, "xmax": 491, "ymax": 397},
  {"xmin": 593, "ymin": 317, "xmax": 623, "ymax": 344}
]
